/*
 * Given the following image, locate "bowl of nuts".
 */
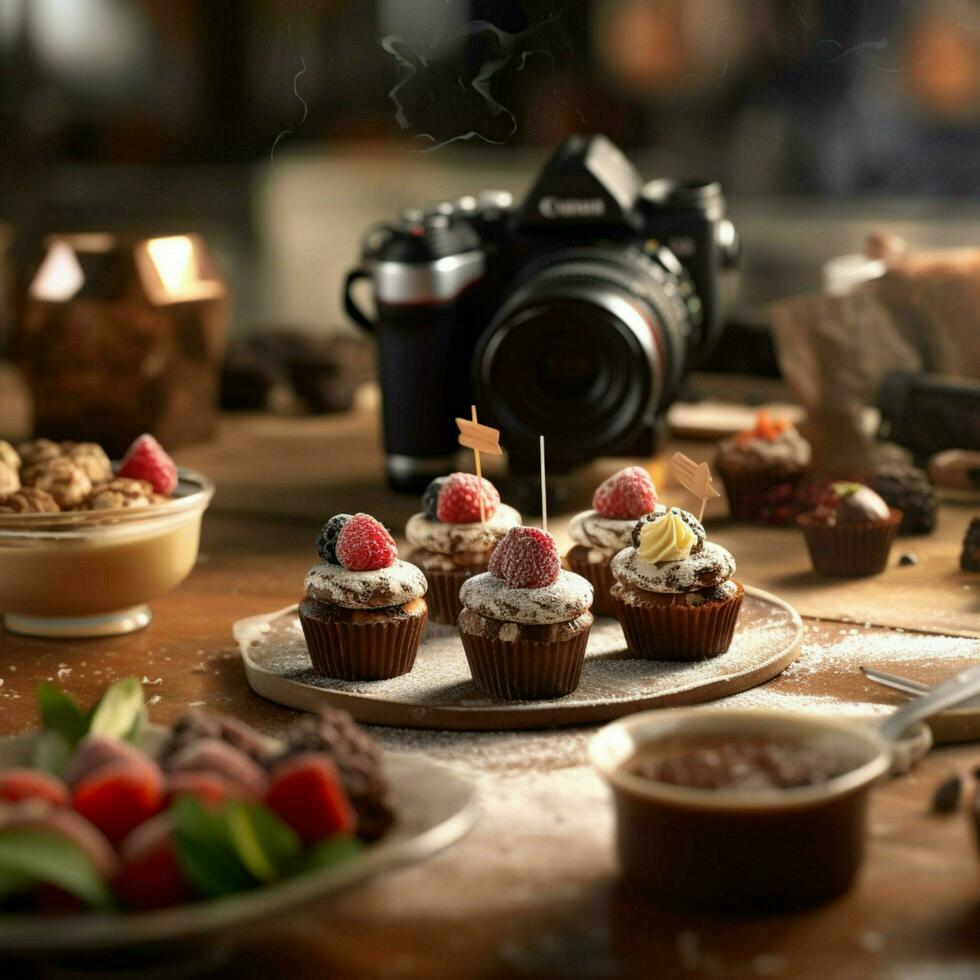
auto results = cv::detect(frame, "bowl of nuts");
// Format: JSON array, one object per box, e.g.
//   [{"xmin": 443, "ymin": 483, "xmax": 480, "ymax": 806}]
[{"xmin": 0, "ymin": 434, "xmax": 213, "ymax": 638}]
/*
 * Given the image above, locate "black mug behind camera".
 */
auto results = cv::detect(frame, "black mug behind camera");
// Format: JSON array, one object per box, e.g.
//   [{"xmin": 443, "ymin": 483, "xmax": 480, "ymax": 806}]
[{"xmin": 345, "ymin": 135, "xmax": 738, "ymax": 492}]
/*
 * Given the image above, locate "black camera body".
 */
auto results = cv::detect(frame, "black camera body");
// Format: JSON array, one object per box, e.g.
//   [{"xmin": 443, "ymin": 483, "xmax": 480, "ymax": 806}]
[{"xmin": 345, "ymin": 135, "xmax": 738, "ymax": 492}]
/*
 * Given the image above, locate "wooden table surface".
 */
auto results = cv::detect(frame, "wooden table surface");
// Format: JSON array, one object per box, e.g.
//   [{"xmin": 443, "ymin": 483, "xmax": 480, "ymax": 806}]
[{"xmin": 1, "ymin": 407, "xmax": 979, "ymax": 979}]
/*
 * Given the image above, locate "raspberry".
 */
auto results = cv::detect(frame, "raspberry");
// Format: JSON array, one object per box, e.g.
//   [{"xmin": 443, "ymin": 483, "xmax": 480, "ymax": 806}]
[
  {"xmin": 489, "ymin": 526, "xmax": 560, "ymax": 589},
  {"xmin": 117, "ymin": 434, "xmax": 178, "ymax": 496},
  {"xmin": 0, "ymin": 769, "xmax": 70, "ymax": 807},
  {"xmin": 264, "ymin": 753, "xmax": 356, "ymax": 844},
  {"xmin": 422, "ymin": 477, "xmax": 447, "ymax": 519},
  {"xmin": 335, "ymin": 513, "xmax": 397, "ymax": 571},
  {"xmin": 316, "ymin": 514, "xmax": 352, "ymax": 564},
  {"xmin": 435, "ymin": 473, "xmax": 500, "ymax": 524},
  {"xmin": 593, "ymin": 466, "xmax": 657, "ymax": 519}
]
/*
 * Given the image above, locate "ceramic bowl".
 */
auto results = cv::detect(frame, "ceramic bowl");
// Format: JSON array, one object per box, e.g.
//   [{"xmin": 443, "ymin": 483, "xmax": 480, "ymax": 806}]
[
  {"xmin": 0, "ymin": 468, "xmax": 213, "ymax": 638},
  {"xmin": 591, "ymin": 708, "xmax": 906, "ymax": 910}
]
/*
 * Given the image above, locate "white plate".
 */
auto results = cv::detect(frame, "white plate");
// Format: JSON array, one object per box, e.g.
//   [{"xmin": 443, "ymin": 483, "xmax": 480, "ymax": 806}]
[{"xmin": 0, "ymin": 726, "xmax": 477, "ymax": 966}]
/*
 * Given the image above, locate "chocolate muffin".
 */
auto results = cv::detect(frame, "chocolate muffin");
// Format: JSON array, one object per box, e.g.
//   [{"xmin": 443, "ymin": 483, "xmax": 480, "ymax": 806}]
[
  {"xmin": 715, "ymin": 411, "xmax": 811, "ymax": 523},
  {"xmin": 797, "ymin": 482, "xmax": 901, "ymax": 577},
  {"xmin": 299, "ymin": 513, "xmax": 428, "ymax": 680},
  {"xmin": 405, "ymin": 473, "xmax": 520, "ymax": 625},
  {"xmin": 610, "ymin": 508, "xmax": 743, "ymax": 661},
  {"xmin": 458, "ymin": 527, "xmax": 593, "ymax": 700}
]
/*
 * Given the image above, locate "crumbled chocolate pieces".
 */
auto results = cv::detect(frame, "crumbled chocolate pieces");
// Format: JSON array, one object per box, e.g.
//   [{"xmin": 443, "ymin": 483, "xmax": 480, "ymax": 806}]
[
  {"xmin": 962, "ymin": 517, "xmax": 980, "ymax": 572},
  {"xmin": 870, "ymin": 463, "xmax": 937, "ymax": 535}
]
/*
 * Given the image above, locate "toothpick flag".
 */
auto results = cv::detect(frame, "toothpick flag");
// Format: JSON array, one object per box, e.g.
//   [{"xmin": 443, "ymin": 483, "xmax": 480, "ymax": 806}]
[
  {"xmin": 539, "ymin": 435, "xmax": 548, "ymax": 534},
  {"xmin": 456, "ymin": 406, "xmax": 502, "ymax": 529},
  {"xmin": 670, "ymin": 452, "xmax": 720, "ymax": 522}
]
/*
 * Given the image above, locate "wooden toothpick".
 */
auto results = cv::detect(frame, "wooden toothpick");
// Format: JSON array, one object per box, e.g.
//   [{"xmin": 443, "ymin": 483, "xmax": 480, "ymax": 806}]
[
  {"xmin": 539, "ymin": 435, "xmax": 548, "ymax": 533},
  {"xmin": 670, "ymin": 452, "xmax": 720, "ymax": 522},
  {"xmin": 455, "ymin": 406, "xmax": 502, "ymax": 532}
]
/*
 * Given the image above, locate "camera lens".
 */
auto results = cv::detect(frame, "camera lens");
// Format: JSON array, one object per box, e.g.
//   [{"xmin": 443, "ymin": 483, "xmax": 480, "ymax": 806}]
[{"xmin": 474, "ymin": 246, "xmax": 692, "ymax": 466}]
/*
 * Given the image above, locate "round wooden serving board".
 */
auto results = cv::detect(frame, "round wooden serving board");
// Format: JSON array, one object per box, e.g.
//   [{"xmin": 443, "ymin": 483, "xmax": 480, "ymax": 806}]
[{"xmin": 236, "ymin": 586, "xmax": 804, "ymax": 731}]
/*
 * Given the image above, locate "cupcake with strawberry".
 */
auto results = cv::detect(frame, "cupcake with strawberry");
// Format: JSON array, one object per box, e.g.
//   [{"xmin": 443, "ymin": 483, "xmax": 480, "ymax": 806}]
[
  {"xmin": 299, "ymin": 513, "xmax": 428, "ymax": 680},
  {"xmin": 458, "ymin": 527, "xmax": 593, "ymax": 700},
  {"xmin": 565, "ymin": 466, "xmax": 663, "ymax": 617},
  {"xmin": 715, "ymin": 410, "xmax": 811, "ymax": 523},
  {"xmin": 405, "ymin": 473, "xmax": 521, "ymax": 625}
]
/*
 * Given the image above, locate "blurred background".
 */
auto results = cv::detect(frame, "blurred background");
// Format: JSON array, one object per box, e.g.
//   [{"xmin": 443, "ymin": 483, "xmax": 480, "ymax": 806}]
[{"xmin": 0, "ymin": 0, "xmax": 979, "ymax": 460}]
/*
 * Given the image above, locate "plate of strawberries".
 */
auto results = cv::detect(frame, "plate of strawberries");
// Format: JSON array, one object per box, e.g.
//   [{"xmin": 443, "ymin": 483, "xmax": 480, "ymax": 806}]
[{"xmin": 0, "ymin": 679, "xmax": 476, "ymax": 968}]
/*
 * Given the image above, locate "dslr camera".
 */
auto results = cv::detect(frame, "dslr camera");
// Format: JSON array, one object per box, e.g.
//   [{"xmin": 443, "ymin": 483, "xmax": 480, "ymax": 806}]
[{"xmin": 345, "ymin": 135, "xmax": 738, "ymax": 493}]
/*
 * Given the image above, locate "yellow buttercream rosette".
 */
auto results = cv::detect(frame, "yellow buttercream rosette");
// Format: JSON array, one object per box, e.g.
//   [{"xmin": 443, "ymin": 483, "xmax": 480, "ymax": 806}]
[{"xmin": 637, "ymin": 510, "xmax": 697, "ymax": 563}]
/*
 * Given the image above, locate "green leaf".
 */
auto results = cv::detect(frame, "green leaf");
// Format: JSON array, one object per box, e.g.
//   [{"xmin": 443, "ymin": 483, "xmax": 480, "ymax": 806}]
[
  {"xmin": 171, "ymin": 797, "xmax": 256, "ymax": 898},
  {"xmin": 36, "ymin": 682, "xmax": 88, "ymax": 750},
  {"xmin": 88, "ymin": 678, "xmax": 145, "ymax": 743},
  {"xmin": 226, "ymin": 803, "xmax": 302, "ymax": 883},
  {"xmin": 31, "ymin": 730, "xmax": 73, "ymax": 777},
  {"xmin": 300, "ymin": 836, "xmax": 364, "ymax": 874},
  {"xmin": 0, "ymin": 832, "xmax": 115, "ymax": 909}
]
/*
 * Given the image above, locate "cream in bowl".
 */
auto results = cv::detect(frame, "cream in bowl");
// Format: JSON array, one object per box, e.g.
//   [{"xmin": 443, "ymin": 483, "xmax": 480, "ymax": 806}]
[
  {"xmin": 590, "ymin": 709, "xmax": 892, "ymax": 910},
  {"xmin": 0, "ymin": 435, "xmax": 213, "ymax": 637}
]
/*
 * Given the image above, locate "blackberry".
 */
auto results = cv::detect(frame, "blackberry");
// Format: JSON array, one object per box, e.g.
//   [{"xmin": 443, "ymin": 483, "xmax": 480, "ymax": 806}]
[
  {"xmin": 157, "ymin": 709, "xmax": 278, "ymax": 767},
  {"xmin": 869, "ymin": 464, "xmax": 936, "ymax": 535},
  {"xmin": 316, "ymin": 513, "xmax": 352, "ymax": 564},
  {"xmin": 961, "ymin": 517, "xmax": 980, "ymax": 572},
  {"xmin": 272, "ymin": 707, "xmax": 394, "ymax": 841},
  {"xmin": 422, "ymin": 477, "xmax": 447, "ymax": 520}
]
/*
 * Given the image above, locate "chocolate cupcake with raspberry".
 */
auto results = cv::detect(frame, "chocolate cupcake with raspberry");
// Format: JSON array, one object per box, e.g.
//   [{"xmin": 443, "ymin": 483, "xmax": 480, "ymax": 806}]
[
  {"xmin": 405, "ymin": 473, "xmax": 521, "ymax": 625},
  {"xmin": 715, "ymin": 410, "xmax": 811, "ymax": 523},
  {"xmin": 610, "ymin": 507, "xmax": 743, "ymax": 661},
  {"xmin": 797, "ymin": 482, "xmax": 901, "ymax": 577},
  {"xmin": 458, "ymin": 527, "xmax": 593, "ymax": 700},
  {"xmin": 565, "ymin": 466, "xmax": 663, "ymax": 618},
  {"xmin": 299, "ymin": 513, "xmax": 428, "ymax": 680}
]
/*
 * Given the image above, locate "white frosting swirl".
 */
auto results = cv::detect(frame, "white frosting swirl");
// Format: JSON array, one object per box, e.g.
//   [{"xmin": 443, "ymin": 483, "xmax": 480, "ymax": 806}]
[
  {"xmin": 459, "ymin": 569, "xmax": 593, "ymax": 625},
  {"xmin": 611, "ymin": 541, "xmax": 736, "ymax": 594},
  {"xmin": 305, "ymin": 560, "xmax": 427, "ymax": 610},
  {"xmin": 405, "ymin": 504, "xmax": 521, "ymax": 555},
  {"xmin": 568, "ymin": 505, "xmax": 665, "ymax": 557}
]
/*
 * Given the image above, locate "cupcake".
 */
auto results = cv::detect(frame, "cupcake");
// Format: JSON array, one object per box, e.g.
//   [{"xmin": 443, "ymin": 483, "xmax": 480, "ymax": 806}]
[
  {"xmin": 797, "ymin": 482, "xmax": 901, "ymax": 578},
  {"xmin": 609, "ymin": 508, "xmax": 743, "ymax": 661},
  {"xmin": 715, "ymin": 410, "xmax": 811, "ymax": 523},
  {"xmin": 299, "ymin": 513, "xmax": 428, "ymax": 680},
  {"xmin": 565, "ymin": 466, "xmax": 663, "ymax": 617},
  {"xmin": 458, "ymin": 527, "xmax": 593, "ymax": 700},
  {"xmin": 405, "ymin": 473, "xmax": 521, "ymax": 625}
]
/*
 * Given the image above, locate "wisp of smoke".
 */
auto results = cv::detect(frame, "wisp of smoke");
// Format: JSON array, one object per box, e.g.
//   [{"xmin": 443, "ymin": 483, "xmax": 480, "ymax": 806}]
[
  {"xmin": 380, "ymin": 11, "xmax": 579, "ymax": 151},
  {"xmin": 270, "ymin": 10, "xmax": 309, "ymax": 165}
]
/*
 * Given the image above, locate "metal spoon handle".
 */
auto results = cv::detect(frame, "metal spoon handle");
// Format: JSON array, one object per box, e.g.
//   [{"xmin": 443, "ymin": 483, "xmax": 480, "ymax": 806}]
[{"xmin": 879, "ymin": 664, "xmax": 980, "ymax": 742}]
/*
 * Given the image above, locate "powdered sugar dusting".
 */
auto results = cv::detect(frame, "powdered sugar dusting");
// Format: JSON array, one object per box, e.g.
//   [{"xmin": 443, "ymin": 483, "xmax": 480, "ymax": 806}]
[{"xmin": 237, "ymin": 593, "xmax": 800, "ymax": 713}]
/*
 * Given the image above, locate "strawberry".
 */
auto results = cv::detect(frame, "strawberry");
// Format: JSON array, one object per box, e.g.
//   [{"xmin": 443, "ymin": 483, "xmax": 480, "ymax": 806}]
[
  {"xmin": 0, "ymin": 768, "xmax": 69, "ymax": 807},
  {"xmin": 115, "ymin": 814, "xmax": 191, "ymax": 910},
  {"xmin": 335, "ymin": 513, "xmax": 397, "ymax": 571},
  {"xmin": 117, "ymin": 434, "xmax": 178, "ymax": 496},
  {"xmin": 435, "ymin": 473, "xmax": 499, "ymax": 524},
  {"xmin": 488, "ymin": 526, "xmax": 560, "ymax": 589},
  {"xmin": 72, "ymin": 761, "xmax": 164, "ymax": 847},
  {"xmin": 264, "ymin": 753, "xmax": 356, "ymax": 844},
  {"xmin": 593, "ymin": 466, "xmax": 657, "ymax": 519}
]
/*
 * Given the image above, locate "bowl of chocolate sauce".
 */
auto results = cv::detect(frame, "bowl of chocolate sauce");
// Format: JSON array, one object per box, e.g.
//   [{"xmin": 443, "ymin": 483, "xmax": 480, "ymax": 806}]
[{"xmin": 590, "ymin": 709, "xmax": 892, "ymax": 909}]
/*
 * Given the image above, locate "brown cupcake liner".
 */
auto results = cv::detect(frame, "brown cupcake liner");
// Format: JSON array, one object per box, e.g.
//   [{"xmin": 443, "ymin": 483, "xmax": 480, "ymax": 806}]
[
  {"xmin": 299, "ymin": 605, "xmax": 427, "ymax": 681},
  {"xmin": 610, "ymin": 588, "xmax": 743, "ymax": 662},
  {"xmin": 716, "ymin": 460, "xmax": 806, "ymax": 523},
  {"xmin": 564, "ymin": 552, "xmax": 617, "ymax": 618},
  {"xmin": 421, "ymin": 565, "xmax": 483, "ymax": 626},
  {"xmin": 459, "ymin": 628, "xmax": 590, "ymax": 700},
  {"xmin": 797, "ymin": 509, "xmax": 902, "ymax": 578}
]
